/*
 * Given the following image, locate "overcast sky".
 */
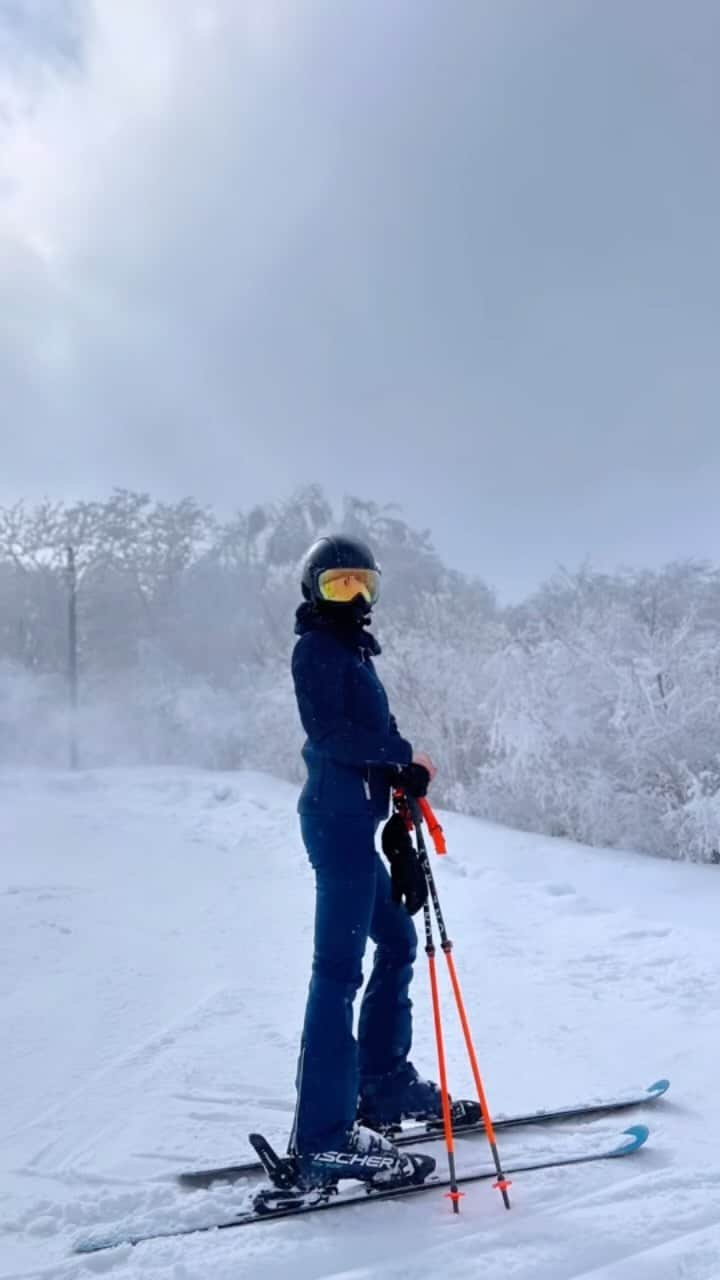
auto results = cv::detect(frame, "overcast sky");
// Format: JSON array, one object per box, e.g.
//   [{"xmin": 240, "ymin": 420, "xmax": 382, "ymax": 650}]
[{"xmin": 1, "ymin": 0, "xmax": 718, "ymax": 598}]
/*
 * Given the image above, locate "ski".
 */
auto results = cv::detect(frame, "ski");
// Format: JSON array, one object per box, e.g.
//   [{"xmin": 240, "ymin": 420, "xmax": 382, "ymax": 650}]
[
  {"xmin": 73, "ymin": 1124, "xmax": 650, "ymax": 1254},
  {"xmin": 176, "ymin": 1078, "xmax": 669, "ymax": 1189}
]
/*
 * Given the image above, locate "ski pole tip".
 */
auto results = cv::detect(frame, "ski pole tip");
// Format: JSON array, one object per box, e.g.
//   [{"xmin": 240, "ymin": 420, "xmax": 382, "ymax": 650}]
[
  {"xmin": 445, "ymin": 1189, "xmax": 464, "ymax": 1213},
  {"xmin": 493, "ymin": 1177, "xmax": 513, "ymax": 1208}
]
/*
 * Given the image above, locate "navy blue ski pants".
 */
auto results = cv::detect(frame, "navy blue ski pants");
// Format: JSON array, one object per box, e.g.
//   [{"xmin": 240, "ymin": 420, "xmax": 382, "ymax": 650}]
[{"xmin": 292, "ymin": 813, "xmax": 418, "ymax": 1155}]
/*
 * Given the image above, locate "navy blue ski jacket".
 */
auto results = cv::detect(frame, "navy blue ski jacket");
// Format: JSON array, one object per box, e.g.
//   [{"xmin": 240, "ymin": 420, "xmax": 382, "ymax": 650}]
[{"xmin": 292, "ymin": 606, "xmax": 413, "ymax": 819}]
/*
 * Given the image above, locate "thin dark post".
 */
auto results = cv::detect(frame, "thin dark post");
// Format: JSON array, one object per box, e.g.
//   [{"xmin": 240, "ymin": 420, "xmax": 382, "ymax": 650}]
[{"xmin": 66, "ymin": 546, "xmax": 78, "ymax": 770}]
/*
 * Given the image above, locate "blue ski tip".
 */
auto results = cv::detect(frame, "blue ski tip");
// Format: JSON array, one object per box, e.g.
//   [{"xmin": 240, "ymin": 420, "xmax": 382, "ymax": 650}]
[
  {"xmin": 647, "ymin": 1079, "xmax": 670, "ymax": 1098},
  {"xmin": 610, "ymin": 1124, "xmax": 650, "ymax": 1156}
]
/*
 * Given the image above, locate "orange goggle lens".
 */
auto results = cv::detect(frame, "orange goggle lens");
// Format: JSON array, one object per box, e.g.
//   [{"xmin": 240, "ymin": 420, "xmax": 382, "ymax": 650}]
[{"xmin": 317, "ymin": 567, "xmax": 380, "ymax": 605}]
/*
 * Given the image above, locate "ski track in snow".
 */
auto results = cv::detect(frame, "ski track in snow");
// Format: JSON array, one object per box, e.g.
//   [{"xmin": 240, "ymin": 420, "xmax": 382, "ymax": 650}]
[{"xmin": 1, "ymin": 767, "xmax": 719, "ymax": 1279}]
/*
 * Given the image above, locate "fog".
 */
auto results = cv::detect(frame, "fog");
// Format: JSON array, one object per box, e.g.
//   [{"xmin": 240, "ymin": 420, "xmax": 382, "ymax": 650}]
[
  {"xmin": 2, "ymin": 4, "xmax": 720, "ymax": 860},
  {"xmin": 2, "ymin": 1, "xmax": 719, "ymax": 597},
  {"xmin": 2, "ymin": 487, "xmax": 720, "ymax": 863}
]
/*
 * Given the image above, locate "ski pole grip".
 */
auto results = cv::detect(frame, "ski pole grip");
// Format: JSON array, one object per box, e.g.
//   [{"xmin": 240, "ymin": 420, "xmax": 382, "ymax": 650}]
[
  {"xmin": 419, "ymin": 798, "xmax": 447, "ymax": 855},
  {"xmin": 393, "ymin": 790, "xmax": 446, "ymax": 855}
]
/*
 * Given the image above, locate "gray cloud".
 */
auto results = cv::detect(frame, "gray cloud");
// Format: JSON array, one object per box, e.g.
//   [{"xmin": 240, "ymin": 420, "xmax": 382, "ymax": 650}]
[{"xmin": 1, "ymin": 0, "xmax": 719, "ymax": 597}]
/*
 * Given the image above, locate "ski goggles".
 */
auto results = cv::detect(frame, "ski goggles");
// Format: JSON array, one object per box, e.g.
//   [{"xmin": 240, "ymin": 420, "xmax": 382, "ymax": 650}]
[{"xmin": 317, "ymin": 567, "xmax": 381, "ymax": 606}]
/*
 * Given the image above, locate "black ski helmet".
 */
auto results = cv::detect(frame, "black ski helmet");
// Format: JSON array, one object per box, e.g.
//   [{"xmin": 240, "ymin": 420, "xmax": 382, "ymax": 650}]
[{"xmin": 301, "ymin": 535, "xmax": 381, "ymax": 610}]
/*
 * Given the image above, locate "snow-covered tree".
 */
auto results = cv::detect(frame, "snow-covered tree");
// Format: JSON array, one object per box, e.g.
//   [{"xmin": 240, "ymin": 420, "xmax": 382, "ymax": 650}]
[{"xmin": 1, "ymin": 492, "xmax": 720, "ymax": 862}]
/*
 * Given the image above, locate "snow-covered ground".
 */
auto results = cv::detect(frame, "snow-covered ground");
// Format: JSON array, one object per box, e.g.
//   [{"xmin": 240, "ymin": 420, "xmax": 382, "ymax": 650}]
[{"xmin": 2, "ymin": 767, "xmax": 719, "ymax": 1280}]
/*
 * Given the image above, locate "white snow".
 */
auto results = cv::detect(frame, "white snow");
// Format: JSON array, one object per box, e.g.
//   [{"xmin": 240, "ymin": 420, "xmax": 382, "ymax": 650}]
[{"xmin": 2, "ymin": 767, "xmax": 719, "ymax": 1279}]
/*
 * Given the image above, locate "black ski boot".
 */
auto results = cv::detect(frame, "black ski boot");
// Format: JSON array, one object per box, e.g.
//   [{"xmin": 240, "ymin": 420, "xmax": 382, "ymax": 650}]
[{"xmin": 250, "ymin": 1125, "xmax": 435, "ymax": 1211}]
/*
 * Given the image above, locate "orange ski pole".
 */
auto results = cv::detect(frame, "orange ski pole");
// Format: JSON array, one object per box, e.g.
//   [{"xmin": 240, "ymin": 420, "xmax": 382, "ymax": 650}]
[
  {"xmin": 393, "ymin": 793, "xmax": 446, "ymax": 855},
  {"xmin": 408, "ymin": 796, "xmax": 512, "ymax": 1210},
  {"xmin": 422, "ymin": 900, "xmax": 462, "ymax": 1213},
  {"xmin": 418, "ymin": 797, "xmax": 446, "ymax": 854}
]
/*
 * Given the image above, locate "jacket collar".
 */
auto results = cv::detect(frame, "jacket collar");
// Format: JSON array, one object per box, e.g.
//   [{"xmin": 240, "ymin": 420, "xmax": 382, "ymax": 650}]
[{"xmin": 294, "ymin": 601, "xmax": 382, "ymax": 657}]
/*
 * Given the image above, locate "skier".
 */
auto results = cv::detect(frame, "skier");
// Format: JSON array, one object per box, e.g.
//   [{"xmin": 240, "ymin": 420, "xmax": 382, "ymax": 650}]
[{"xmin": 289, "ymin": 534, "xmax": 443, "ymax": 1189}]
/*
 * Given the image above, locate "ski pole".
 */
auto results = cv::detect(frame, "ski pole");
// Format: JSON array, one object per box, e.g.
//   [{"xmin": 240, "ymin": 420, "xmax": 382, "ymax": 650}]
[
  {"xmin": 418, "ymin": 797, "xmax": 446, "ymax": 854},
  {"xmin": 408, "ymin": 796, "xmax": 513, "ymax": 1211},
  {"xmin": 422, "ymin": 898, "xmax": 462, "ymax": 1213}
]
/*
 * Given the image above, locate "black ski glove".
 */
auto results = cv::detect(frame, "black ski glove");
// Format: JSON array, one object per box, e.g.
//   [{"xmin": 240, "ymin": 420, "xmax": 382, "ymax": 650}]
[
  {"xmin": 381, "ymin": 813, "xmax": 428, "ymax": 916},
  {"xmin": 394, "ymin": 762, "xmax": 431, "ymax": 798}
]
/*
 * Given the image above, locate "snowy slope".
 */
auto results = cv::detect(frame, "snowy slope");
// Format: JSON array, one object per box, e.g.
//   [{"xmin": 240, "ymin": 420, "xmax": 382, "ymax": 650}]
[{"xmin": 1, "ymin": 767, "xmax": 718, "ymax": 1279}]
